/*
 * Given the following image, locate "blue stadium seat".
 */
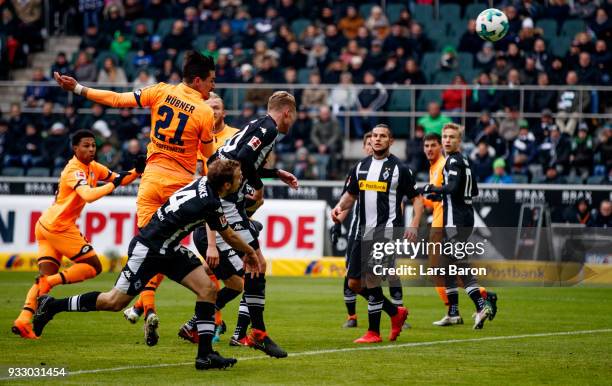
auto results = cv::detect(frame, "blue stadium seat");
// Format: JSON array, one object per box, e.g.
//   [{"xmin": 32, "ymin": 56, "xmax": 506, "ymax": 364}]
[
  {"xmin": 536, "ymin": 18, "xmax": 558, "ymax": 37},
  {"xmin": 2, "ymin": 167, "xmax": 24, "ymax": 176},
  {"xmin": 420, "ymin": 52, "xmax": 440, "ymax": 79},
  {"xmin": 291, "ymin": 18, "xmax": 311, "ymax": 37},
  {"xmin": 131, "ymin": 18, "xmax": 154, "ymax": 35},
  {"xmin": 26, "ymin": 167, "xmax": 50, "ymax": 177},
  {"xmin": 586, "ymin": 175, "xmax": 604, "ymax": 185},
  {"xmin": 156, "ymin": 19, "xmax": 175, "ymax": 38},
  {"xmin": 192, "ymin": 34, "xmax": 215, "ymax": 51},
  {"xmin": 433, "ymin": 71, "xmax": 455, "ymax": 84},
  {"xmin": 550, "ymin": 35, "xmax": 571, "ymax": 57},
  {"xmin": 413, "ymin": 4, "xmax": 433, "ymax": 23},
  {"xmin": 386, "ymin": 4, "xmax": 405, "ymax": 24},
  {"xmin": 95, "ymin": 51, "xmax": 120, "ymax": 68},
  {"xmin": 439, "ymin": 4, "xmax": 461, "ymax": 22},
  {"xmin": 388, "ymin": 89, "xmax": 412, "ymax": 111},
  {"xmin": 511, "ymin": 174, "xmax": 529, "ymax": 184},
  {"xmin": 297, "ymin": 68, "xmax": 312, "ymax": 84},
  {"xmin": 359, "ymin": 3, "xmax": 375, "ymax": 19},
  {"xmin": 464, "ymin": 3, "xmax": 486, "ymax": 21},
  {"xmin": 389, "ymin": 117, "xmax": 411, "ymax": 137},
  {"xmin": 457, "ymin": 52, "xmax": 474, "ymax": 70},
  {"xmin": 560, "ymin": 19, "xmax": 585, "ymax": 38},
  {"xmin": 565, "ymin": 175, "xmax": 584, "ymax": 184}
]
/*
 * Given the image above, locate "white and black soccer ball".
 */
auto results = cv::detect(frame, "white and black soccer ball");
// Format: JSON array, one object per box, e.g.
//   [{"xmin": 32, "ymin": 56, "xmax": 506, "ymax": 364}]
[{"xmin": 476, "ymin": 8, "xmax": 509, "ymax": 42}]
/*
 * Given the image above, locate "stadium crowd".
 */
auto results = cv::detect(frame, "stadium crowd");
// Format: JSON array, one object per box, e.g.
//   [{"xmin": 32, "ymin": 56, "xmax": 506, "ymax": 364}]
[{"xmin": 0, "ymin": 0, "xmax": 610, "ymax": 184}]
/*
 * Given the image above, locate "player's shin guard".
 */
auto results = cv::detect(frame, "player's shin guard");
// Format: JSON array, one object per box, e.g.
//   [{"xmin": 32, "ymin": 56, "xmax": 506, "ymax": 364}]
[
  {"xmin": 343, "ymin": 277, "xmax": 357, "ymax": 316},
  {"xmin": 244, "ymin": 274, "xmax": 266, "ymax": 332},
  {"xmin": 43, "ymin": 263, "xmax": 97, "ymax": 293},
  {"xmin": 466, "ymin": 286, "xmax": 485, "ymax": 311},
  {"xmin": 232, "ymin": 296, "xmax": 250, "ymax": 340},
  {"xmin": 17, "ymin": 281, "xmax": 39, "ymax": 321},
  {"xmin": 446, "ymin": 288, "xmax": 460, "ymax": 316},
  {"xmin": 195, "ymin": 301, "xmax": 216, "ymax": 357},
  {"xmin": 367, "ymin": 287, "xmax": 385, "ymax": 333}
]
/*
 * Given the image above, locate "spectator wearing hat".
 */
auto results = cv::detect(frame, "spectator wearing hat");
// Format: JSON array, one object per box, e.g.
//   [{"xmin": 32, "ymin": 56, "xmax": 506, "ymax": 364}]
[
  {"xmin": 570, "ymin": 123, "xmax": 594, "ymax": 178},
  {"xmin": 42, "ymin": 122, "xmax": 71, "ymax": 168},
  {"xmin": 486, "ymin": 158, "xmax": 513, "ymax": 184},
  {"xmin": 439, "ymin": 45, "xmax": 458, "ymax": 72},
  {"xmin": 563, "ymin": 198, "xmax": 591, "ymax": 224},
  {"xmin": 588, "ymin": 200, "xmax": 612, "ymax": 228},
  {"xmin": 110, "ymin": 31, "xmax": 131, "ymax": 62},
  {"xmin": 470, "ymin": 140, "xmax": 495, "ymax": 182}
]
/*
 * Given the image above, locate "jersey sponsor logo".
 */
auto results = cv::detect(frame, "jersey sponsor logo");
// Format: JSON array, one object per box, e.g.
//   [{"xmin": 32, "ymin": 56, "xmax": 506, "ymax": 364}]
[
  {"xmin": 358, "ymin": 180, "xmax": 388, "ymax": 192},
  {"xmin": 75, "ymin": 171, "xmax": 86, "ymax": 180},
  {"xmin": 259, "ymin": 127, "xmax": 267, "ymax": 135},
  {"xmin": 248, "ymin": 136, "xmax": 262, "ymax": 150}
]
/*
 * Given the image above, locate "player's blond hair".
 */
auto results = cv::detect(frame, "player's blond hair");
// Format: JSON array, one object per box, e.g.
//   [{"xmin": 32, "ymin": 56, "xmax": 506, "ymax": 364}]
[
  {"xmin": 442, "ymin": 123, "xmax": 464, "ymax": 138},
  {"xmin": 267, "ymin": 91, "xmax": 296, "ymax": 113}
]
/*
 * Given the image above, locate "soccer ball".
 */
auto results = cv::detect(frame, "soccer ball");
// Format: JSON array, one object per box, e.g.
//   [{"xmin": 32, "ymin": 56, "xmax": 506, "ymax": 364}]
[{"xmin": 476, "ymin": 8, "xmax": 509, "ymax": 42}]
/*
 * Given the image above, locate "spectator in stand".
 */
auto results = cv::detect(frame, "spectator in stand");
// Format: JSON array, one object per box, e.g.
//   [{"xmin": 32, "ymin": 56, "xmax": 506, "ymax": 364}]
[
  {"xmin": 471, "ymin": 72, "xmax": 499, "ymax": 112},
  {"xmin": 149, "ymin": 35, "xmax": 167, "ymax": 68},
  {"xmin": 475, "ymin": 115, "xmax": 507, "ymax": 158},
  {"xmin": 510, "ymin": 123, "xmax": 537, "ymax": 178},
  {"xmin": 542, "ymin": 165, "xmax": 566, "ymax": 184},
  {"xmin": 589, "ymin": 8, "xmax": 612, "ymax": 42},
  {"xmin": 310, "ymin": 106, "xmax": 341, "ymax": 179},
  {"xmin": 301, "ymin": 72, "xmax": 329, "ymax": 112},
  {"xmin": 97, "ymin": 57, "xmax": 127, "ymax": 86},
  {"xmin": 79, "ymin": 0, "xmax": 104, "ymax": 30},
  {"xmin": 111, "ymin": 108, "xmax": 141, "ymax": 143},
  {"xmin": 546, "ymin": 0, "xmax": 570, "ymax": 23},
  {"xmin": 50, "ymin": 53, "xmax": 72, "ymax": 78},
  {"xmin": 571, "ymin": 0, "xmax": 597, "ymax": 19},
  {"xmin": 293, "ymin": 147, "xmax": 317, "ymax": 179},
  {"xmin": 563, "ymin": 198, "xmax": 591, "ymax": 224},
  {"xmin": 527, "ymin": 72, "xmax": 557, "ymax": 113},
  {"xmin": 282, "ymin": 67, "xmax": 302, "ymax": 106},
  {"xmin": 539, "ymin": 126, "xmax": 571, "ymax": 174},
  {"xmin": 405, "ymin": 126, "xmax": 427, "ymax": 174},
  {"xmin": 338, "ymin": 5, "xmax": 364, "ymax": 40},
  {"xmin": 407, "ymin": 22, "xmax": 431, "ymax": 62},
  {"xmin": 42, "ymin": 122, "xmax": 71, "ymax": 169},
  {"xmin": 475, "ymin": 42, "xmax": 495, "ymax": 71},
  {"xmin": 499, "ymin": 69, "xmax": 521, "ymax": 109},
  {"xmin": 97, "ymin": 141, "xmax": 121, "ymax": 170},
  {"xmin": 383, "ymin": 23, "xmax": 409, "ymax": 54},
  {"xmin": 517, "ymin": 18, "xmax": 543, "ymax": 52},
  {"xmin": 520, "ymin": 57, "xmax": 538, "ymax": 85},
  {"xmin": 244, "ymin": 73, "xmax": 273, "ymax": 109},
  {"xmin": 399, "ymin": 58, "xmax": 426, "ymax": 85},
  {"xmin": 504, "ymin": 5, "xmax": 522, "ymax": 35},
  {"xmin": 441, "ymin": 74, "xmax": 471, "ymax": 115},
  {"xmin": 131, "ymin": 21, "xmax": 151, "ymax": 52},
  {"xmin": 548, "ymin": 56, "xmax": 567, "ymax": 85},
  {"xmin": 576, "ymin": 52, "xmax": 600, "ymax": 86},
  {"xmin": 163, "ymin": 20, "xmax": 192, "ymax": 58},
  {"xmin": 365, "ymin": 5, "xmax": 389, "ymax": 39},
  {"xmin": 532, "ymin": 38, "xmax": 550, "ymax": 72},
  {"xmin": 278, "ymin": 0, "xmax": 299, "ymax": 24},
  {"xmin": 132, "ymin": 69, "xmax": 156, "ymax": 90},
  {"xmin": 329, "ymin": 71, "xmax": 358, "ymax": 132},
  {"xmin": 124, "ymin": 0, "xmax": 144, "ymax": 21},
  {"xmin": 506, "ymin": 43, "xmax": 523, "ymax": 69},
  {"xmin": 257, "ymin": 55, "xmax": 282, "ymax": 83},
  {"xmin": 276, "ymin": 106, "xmax": 312, "ymax": 154},
  {"xmin": 8, "ymin": 103, "xmax": 28, "ymax": 134},
  {"xmin": 78, "ymin": 103, "xmax": 107, "ymax": 134},
  {"xmin": 61, "ymin": 105, "xmax": 78, "ymax": 133},
  {"xmin": 0, "ymin": 120, "xmax": 12, "ymax": 167},
  {"xmin": 102, "ymin": 3, "xmax": 125, "ymax": 36},
  {"xmin": 73, "ymin": 52, "xmax": 97, "ymax": 83},
  {"xmin": 379, "ymin": 55, "xmax": 402, "ymax": 84},
  {"xmin": 216, "ymin": 21, "xmax": 235, "ymax": 49},
  {"xmin": 486, "ymin": 158, "xmax": 513, "ymax": 184},
  {"xmin": 570, "ymin": 123, "xmax": 594, "ymax": 179},
  {"xmin": 363, "ymin": 40, "xmax": 386, "ymax": 72},
  {"xmin": 536, "ymin": 109, "xmax": 556, "ymax": 142},
  {"xmin": 458, "ymin": 19, "xmax": 483, "ymax": 55},
  {"xmin": 120, "ymin": 138, "xmax": 146, "ymax": 170},
  {"xmin": 594, "ymin": 126, "xmax": 612, "ymax": 172},
  {"xmin": 110, "ymin": 31, "xmax": 131, "ymax": 62},
  {"xmin": 132, "ymin": 49, "xmax": 153, "ymax": 70},
  {"xmin": 354, "ymin": 70, "xmax": 388, "ymax": 137},
  {"xmin": 418, "ymin": 102, "xmax": 452, "ymax": 136},
  {"xmin": 231, "ymin": 102, "xmax": 256, "ymax": 129},
  {"xmin": 37, "ymin": 101, "xmax": 58, "ymax": 133},
  {"xmin": 281, "ymin": 41, "xmax": 307, "ymax": 70},
  {"xmin": 356, "ymin": 25, "xmax": 372, "ymax": 50},
  {"xmin": 588, "ymin": 200, "xmax": 612, "ymax": 227},
  {"xmin": 183, "ymin": 6, "xmax": 202, "ymax": 36},
  {"xmin": 490, "ymin": 53, "xmax": 511, "ymax": 85},
  {"xmin": 80, "ymin": 25, "xmax": 108, "ymax": 57},
  {"xmin": 470, "ymin": 140, "xmax": 495, "ymax": 182},
  {"xmin": 499, "ymin": 107, "xmax": 524, "ymax": 142},
  {"xmin": 306, "ymin": 38, "xmax": 329, "ymax": 73},
  {"xmin": 439, "ymin": 45, "xmax": 459, "ymax": 72},
  {"xmin": 324, "ymin": 24, "xmax": 347, "ymax": 57},
  {"xmin": 14, "ymin": 123, "xmax": 43, "ymax": 168},
  {"xmin": 23, "ymin": 68, "xmax": 51, "ymax": 107},
  {"xmin": 12, "ymin": 0, "xmax": 45, "ymax": 52},
  {"xmin": 593, "ymin": 40, "xmax": 611, "ymax": 84},
  {"xmin": 556, "ymin": 71, "xmax": 589, "ymax": 136},
  {"xmin": 323, "ymin": 59, "xmax": 344, "ymax": 84}
]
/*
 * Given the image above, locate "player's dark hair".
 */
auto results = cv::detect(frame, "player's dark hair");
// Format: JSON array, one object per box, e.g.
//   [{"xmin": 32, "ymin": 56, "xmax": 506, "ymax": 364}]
[
  {"xmin": 72, "ymin": 129, "xmax": 96, "ymax": 147},
  {"xmin": 424, "ymin": 133, "xmax": 442, "ymax": 144},
  {"xmin": 182, "ymin": 51, "xmax": 215, "ymax": 83},
  {"xmin": 373, "ymin": 124, "xmax": 393, "ymax": 138},
  {"xmin": 208, "ymin": 159, "xmax": 240, "ymax": 192}
]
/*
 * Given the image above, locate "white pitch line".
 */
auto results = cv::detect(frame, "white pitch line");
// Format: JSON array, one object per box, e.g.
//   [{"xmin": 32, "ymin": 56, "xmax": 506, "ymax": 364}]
[{"xmin": 2, "ymin": 328, "xmax": 611, "ymax": 380}]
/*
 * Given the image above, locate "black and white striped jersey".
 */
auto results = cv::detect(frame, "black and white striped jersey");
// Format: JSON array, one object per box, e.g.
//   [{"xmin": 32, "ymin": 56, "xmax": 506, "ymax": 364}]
[
  {"xmin": 441, "ymin": 152, "xmax": 478, "ymax": 227},
  {"xmin": 346, "ymin": 154, "xmax": 419, "ymax": 231},
  {"xmin": 136, "ymin": 177, "xmax": 228, "ymax": 255},
  {"xmin": 342, "ymin": 164, "xmax": 360, "ymax": 242}
]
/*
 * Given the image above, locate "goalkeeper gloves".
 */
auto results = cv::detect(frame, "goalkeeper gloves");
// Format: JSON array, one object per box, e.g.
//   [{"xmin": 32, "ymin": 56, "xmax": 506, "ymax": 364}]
[
  {"xmin": 112, "ymin": 171, "xmax": 132, "ymax": 187},
  {"xmin": 135, "ymin": 154, "xmax": 147, "ymax": 173}
]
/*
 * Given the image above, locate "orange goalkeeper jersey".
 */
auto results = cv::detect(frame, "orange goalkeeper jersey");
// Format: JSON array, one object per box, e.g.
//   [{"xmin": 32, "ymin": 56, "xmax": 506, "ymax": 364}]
[
  {"xmin": 39, "ymin": 156, "xmax": 113, "ymax": 232},
  {"xmin": 424, "ymin": 156, "xmax": 445, "ymax": 228},
  {"xmin": 197, "ymin": 124, "xmax": 239, "ymax": 174}
]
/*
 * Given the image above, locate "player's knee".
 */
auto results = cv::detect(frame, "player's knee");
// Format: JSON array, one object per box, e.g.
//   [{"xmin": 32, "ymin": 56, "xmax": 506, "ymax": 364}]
[
  {"xmin": 195, "ymin": 280, "xmax": 217, "ymax": 301},
  {"xmin": 88, "ymin": 256, "xmax": 102, "ymax": 275},
  {"xmin": 348, "ymin": 279, "xmax": 362, "ymax": 293},
  {"xmin": 225, "ymin": 276, "xmax": 244, "ymax": 292}
]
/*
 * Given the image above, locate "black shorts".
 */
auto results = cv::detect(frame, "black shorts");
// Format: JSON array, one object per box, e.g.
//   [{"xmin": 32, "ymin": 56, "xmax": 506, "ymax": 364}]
[
  {"xmin": 346, "ymin": 237, "xmax": 364, "ymax": 280},
  {"xmin": 114, "ymin": 238, "xmax": 202, "ymax": 296},
  {"xmin": 192, "ymin": 221, "xmax": 259, "ymax": 280}
]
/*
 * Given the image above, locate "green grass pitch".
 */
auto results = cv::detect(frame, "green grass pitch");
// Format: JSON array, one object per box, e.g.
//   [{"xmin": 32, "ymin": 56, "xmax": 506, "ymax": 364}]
[{"xmin": 1, "ymin": 272, "xmax": 611, "ymax": 385}]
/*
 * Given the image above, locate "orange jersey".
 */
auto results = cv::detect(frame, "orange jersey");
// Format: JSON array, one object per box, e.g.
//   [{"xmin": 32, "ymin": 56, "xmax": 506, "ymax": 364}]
[
  {"xmin": 425, "ymin": 156, "xmax": 446, "ymax": 228},
  {"xmin": 197, "ymin": 124, "xmax": 239, "ymax": 174},
  {"xmin": 39, "ymin": 156, "xmax": 113, "ymax": 232},
  {"xmin": 135, "ymin": 83, "xmax": 214, "ymax": 175}
]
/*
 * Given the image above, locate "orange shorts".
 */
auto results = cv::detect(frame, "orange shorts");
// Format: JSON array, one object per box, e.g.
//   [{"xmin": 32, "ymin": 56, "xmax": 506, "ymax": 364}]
[
  {"xmin": 136, "ymin": 169, "xmax": 193, "ymax": 228},
  {"xmin": 35, "ymin": 221, "xmax": 97, "ymax": 265}
]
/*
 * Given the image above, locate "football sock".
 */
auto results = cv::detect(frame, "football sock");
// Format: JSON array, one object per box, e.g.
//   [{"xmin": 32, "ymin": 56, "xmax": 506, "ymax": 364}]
[
  {"xmin": 46, "ymin": 263, "xmax": 97, "ymax": 289},
  {"xmin": 389, "ymin": 285, "xmax": 403, "ymax": 307},
  {"xmin": 436, "ymin": 286, "xmax": 449, "ymax": 305},
  {"xmin": 49, "ymin": 291, "xmax": 101, "ymax": 314},
  {"xmin": 17, "ymin": 282, "xmax": 39, "ymax": 321},
  {"xmin": 216, "ymin": 287, "xmax": 241, "ymax": 311},
  {"xmin": 367, "ymin": 287, "xmax": 385, "ymax": 334},
  {"xmin": 232, "ymin": 296, "xmax": 250, "ymax": 339},
  {"xmin": 244, "ymin": 274, "xmax": 266, "ymax": 331},
  {"xmin": 343, "ymin": 277, "xmax": 357, "ymax": 316},
  {"xmin": 466, "ymin": 286, "xmax": 485, "ymax": 311},
  {"xmin": 195, "ymin": 301, "xmax": 215, "ymax": 357},
  {"xmin": 133, "ymin": 297, "xmax": 143, "ymax": 311},
  {"xmin": 186, "ymin": 314, "xmax": 197, "ymax": 329},
  {"xmin": 141, "ymin": 274, "xmax": 164, "ymax": 317},
  {"xmin": 446, "ymin": 288, "xmax": 459, "ymax": 316},
  {"xmin": 209, "ymin": 274, "xmax": 220, "ymax": 291}
]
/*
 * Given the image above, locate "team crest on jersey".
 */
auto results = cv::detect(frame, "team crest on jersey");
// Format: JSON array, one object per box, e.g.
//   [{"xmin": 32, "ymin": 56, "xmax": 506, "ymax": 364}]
[
  {"xmin": 75, "ymin": 171, "xmax": 86, "ymax": 180},
  {"xmin": 383, "ymin": 168, "xmax": 390, "ymax": 180},
  {"xmin": 248, "ymin": 136, "xmax": 262, "ymax": 150}
]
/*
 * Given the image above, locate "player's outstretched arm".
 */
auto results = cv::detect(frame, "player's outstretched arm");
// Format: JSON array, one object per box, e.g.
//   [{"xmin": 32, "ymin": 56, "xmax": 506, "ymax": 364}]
[
  {"xmin": 260, "ymin": 168, "xmax": 299, "ymax": 190},
  {"xmin": 54, "ymin": 72, "xmax": 139, "ymax": 108}
]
